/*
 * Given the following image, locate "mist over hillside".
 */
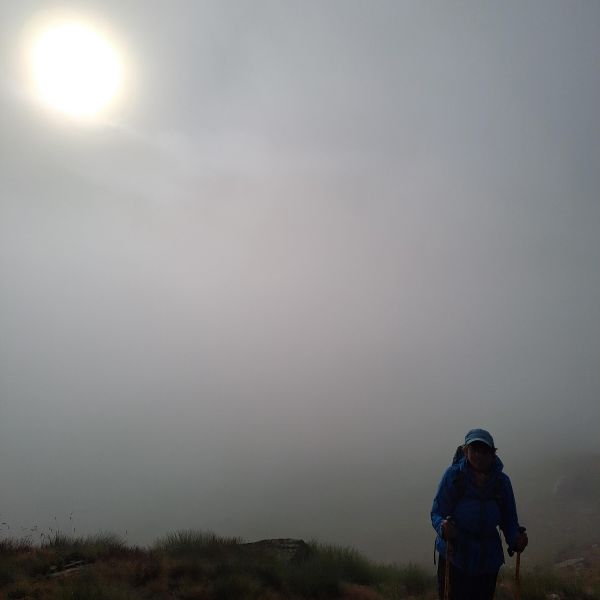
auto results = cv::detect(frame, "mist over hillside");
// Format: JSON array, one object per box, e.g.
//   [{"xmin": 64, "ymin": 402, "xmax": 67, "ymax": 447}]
[{"xmin": 2, "ymin": 445, "xmax": 598, "ymax": 568}]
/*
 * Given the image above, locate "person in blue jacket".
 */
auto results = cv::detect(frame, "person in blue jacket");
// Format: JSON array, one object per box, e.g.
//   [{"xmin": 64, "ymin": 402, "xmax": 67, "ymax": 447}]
[{"xmin": 431, "ymin": 428, "xmax": 528, "ymax": 600}]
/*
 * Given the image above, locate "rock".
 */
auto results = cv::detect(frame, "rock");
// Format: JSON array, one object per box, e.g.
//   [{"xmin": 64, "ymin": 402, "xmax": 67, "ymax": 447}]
[
  {"xmin": 554, "ymin": 557, "xmax": 584, "ymax": 569},
  {"xmin": 242, "ymin": 538, "xmax": 312, "ymax": 561},
  {"xmin": 46, "ymin": 559, "xmax": 90, "ymax": 578}
]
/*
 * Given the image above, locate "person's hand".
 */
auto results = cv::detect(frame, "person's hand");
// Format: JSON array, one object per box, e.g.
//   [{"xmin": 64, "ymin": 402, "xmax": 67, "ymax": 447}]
[
  {"xmin": 441, "ymin": 519, "xmax": 458, "ymax": 541},
  {"xmin": 514, "ymin": 531, "xmax": 528, "ymax": 553}
]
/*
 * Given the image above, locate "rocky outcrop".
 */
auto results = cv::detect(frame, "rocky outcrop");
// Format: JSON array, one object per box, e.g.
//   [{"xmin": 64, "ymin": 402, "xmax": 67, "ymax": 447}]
[
  {"xmin": 554, "ymin": 557, "xmax": 585, "ymax": 569},
  {"xmin": 242, "ymin": 538, "xmax": 312, "ymax": 561},
  {"xmin": 47, "ymin": 560, "xmax": 91, "ymax": 578}
]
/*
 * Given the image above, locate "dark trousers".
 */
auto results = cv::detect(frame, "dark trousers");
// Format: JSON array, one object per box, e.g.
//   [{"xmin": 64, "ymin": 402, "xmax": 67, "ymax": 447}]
[{"xmin": 437, "ymin": 556, "xmax": 498, "ymax": 600}]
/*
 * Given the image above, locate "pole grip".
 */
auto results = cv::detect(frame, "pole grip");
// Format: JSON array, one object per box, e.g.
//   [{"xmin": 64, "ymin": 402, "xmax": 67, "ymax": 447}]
[{"xmin": 508, "ymin": 526, "xmax": 527, "ymax": 557}]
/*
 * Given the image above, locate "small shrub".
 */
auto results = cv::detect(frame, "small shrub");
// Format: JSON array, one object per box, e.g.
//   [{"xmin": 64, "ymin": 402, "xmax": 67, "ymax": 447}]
[{"xmin": 43, "ymin": 532, "xmax": 128, "ymax": 561}]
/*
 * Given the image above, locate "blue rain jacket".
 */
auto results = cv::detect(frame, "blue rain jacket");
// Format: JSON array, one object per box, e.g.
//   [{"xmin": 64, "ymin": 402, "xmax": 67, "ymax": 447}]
[{"xmin": 431, "ymin": 455, "xmax": 521, "ymax": 575}]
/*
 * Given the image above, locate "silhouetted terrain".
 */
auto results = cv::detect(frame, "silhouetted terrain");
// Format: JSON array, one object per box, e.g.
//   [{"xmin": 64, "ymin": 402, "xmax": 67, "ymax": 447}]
[{"xmin": 1, "ymin": 530, "xmax": 599, "ymax": 599}]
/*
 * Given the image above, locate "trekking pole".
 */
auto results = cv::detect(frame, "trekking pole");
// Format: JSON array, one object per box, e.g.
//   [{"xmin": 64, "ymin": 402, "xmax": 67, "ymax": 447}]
[
  {"xmin": 515, "ymin": 552, "xmax": 521, "ymax": 600},
  {"xmin": 443, "ymin": 516, "xmax": 454, "ymax": 600},
  {"xmin": 513, "ymin": 526, "xmax": 526, "ymax": 600}
]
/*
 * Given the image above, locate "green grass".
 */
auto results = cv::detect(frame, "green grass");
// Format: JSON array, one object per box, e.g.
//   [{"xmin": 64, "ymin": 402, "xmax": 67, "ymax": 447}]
[
  {"xmin": 153, "ymin": 529, "xmax": 242, "ymax": 558},
  {"xmin": 519, "ymin": 567, "xmax": 596, "ymax": 600},
  {"xmin": 1, "ymin": 529, "xmax": 598, "ymax": 599},
  {"xmin": 0, "ymin": 538, "xmax": 33, "ymax": 553},
  {"xmin": 373, "ymin": 562, "xmax": 433, "ymax": 598},
  {"xmin": 283, "ymin": 542, "xmax": 378, "ymax": 596},
  {"xmin": 494, "ymin": 566, "xmax": 599, "ymax": 600},
  {"xmin": 44, "ymin": 531, "xmax": 130, "ymax": 558}
]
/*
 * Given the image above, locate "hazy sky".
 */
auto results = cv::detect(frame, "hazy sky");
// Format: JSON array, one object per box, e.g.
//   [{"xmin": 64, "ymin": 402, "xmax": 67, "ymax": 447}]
[{"xmin": 1, "ymin": 1, "xmax": 599, "ymax": 563}]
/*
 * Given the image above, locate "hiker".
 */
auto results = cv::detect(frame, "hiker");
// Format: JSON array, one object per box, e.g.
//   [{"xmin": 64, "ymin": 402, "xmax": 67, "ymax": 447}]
[{"xmin": 431, "ymin": 428, "xmax": 528, "ymax": 600}]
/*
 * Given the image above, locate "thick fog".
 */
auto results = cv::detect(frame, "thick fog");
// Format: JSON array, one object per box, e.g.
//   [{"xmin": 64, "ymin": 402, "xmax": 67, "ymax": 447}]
[{"xmin": 1, "ymin": 1, "xmax": 599, "ymax": 564}]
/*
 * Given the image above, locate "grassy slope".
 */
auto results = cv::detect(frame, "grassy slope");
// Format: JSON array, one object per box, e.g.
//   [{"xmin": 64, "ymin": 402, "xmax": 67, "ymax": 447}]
[{"xmin": 1, "ymin": 531, "xmax": 599, "ymax": 600}]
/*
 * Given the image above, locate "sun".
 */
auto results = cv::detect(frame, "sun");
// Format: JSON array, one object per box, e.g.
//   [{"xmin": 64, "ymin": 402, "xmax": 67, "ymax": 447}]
[{"xmin": 30, "ymin": 21, "xmax": 122, "ymax": 118}]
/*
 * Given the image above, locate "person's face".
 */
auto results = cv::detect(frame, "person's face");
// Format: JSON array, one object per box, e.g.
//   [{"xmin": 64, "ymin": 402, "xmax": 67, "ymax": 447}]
[{"xmin": 464, "ymin": 441, "xmax": 495, "ymax": 472}]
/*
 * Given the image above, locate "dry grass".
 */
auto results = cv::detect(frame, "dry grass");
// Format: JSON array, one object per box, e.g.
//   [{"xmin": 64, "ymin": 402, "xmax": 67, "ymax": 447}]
[
  {"xmin": 0, "ymin": 530, "xmax": 434, "ymax": 599},
  {"xmin": 1, "ymin": 530, "xmax": 598, "ymax": 599}
]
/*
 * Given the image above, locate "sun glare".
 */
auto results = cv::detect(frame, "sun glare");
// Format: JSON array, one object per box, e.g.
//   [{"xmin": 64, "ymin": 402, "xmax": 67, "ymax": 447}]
[{"xmin": 30, "ymin": 21, "xmax": 122, "ymax": 118}]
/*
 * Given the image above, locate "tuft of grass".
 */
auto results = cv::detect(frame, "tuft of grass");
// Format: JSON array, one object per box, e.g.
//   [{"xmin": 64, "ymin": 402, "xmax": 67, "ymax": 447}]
[
  {"xmin": 0, "ymin": 538, "xmax": 33, "ymax": 553},
  {"xmin": 42, "ymin": 531, "xmax": 130, "ymax": 562},
  {"xmin": 153, "ymin": 529, "xmax": 242, "ymax": 559},
  {"xmin": 517, "ymin": 567, "xmax": 597, "ymax": 600},
  {"xmin": 373, "ymin": 561, "xmax": 433, "ymax": 598},
  {"xmin": 282, "ymin": 542, "xmax": 383, "ymax": 597}
]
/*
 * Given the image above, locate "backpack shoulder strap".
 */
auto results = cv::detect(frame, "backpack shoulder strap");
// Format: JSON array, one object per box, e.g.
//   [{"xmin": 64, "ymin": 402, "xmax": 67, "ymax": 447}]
[
  {"xmin": 448, "ymin": 452, "xmax": 506, "ymax": 512},
  {"xmin": 492, "ymin": 474, "xmax": 506, "ymax": 511},
  {"xmin": 449, "ymin": 468, "xmax": 467, "ymax": 508},
  {"xmin": 447, "ymin": 446, "xmax": 467, "ymax": 510}
]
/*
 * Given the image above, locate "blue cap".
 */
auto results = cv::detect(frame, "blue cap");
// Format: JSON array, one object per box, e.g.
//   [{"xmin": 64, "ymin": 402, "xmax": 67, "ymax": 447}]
[{"xmin": 464, "ymin": 428, "xmax": 495, "ymax": 449}]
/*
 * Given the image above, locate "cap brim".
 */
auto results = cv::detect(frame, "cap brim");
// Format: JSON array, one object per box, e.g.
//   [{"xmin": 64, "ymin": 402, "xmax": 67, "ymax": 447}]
[{"xmin": 465, "ymin": 437, "xmax": 494, "ymax": 448}]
